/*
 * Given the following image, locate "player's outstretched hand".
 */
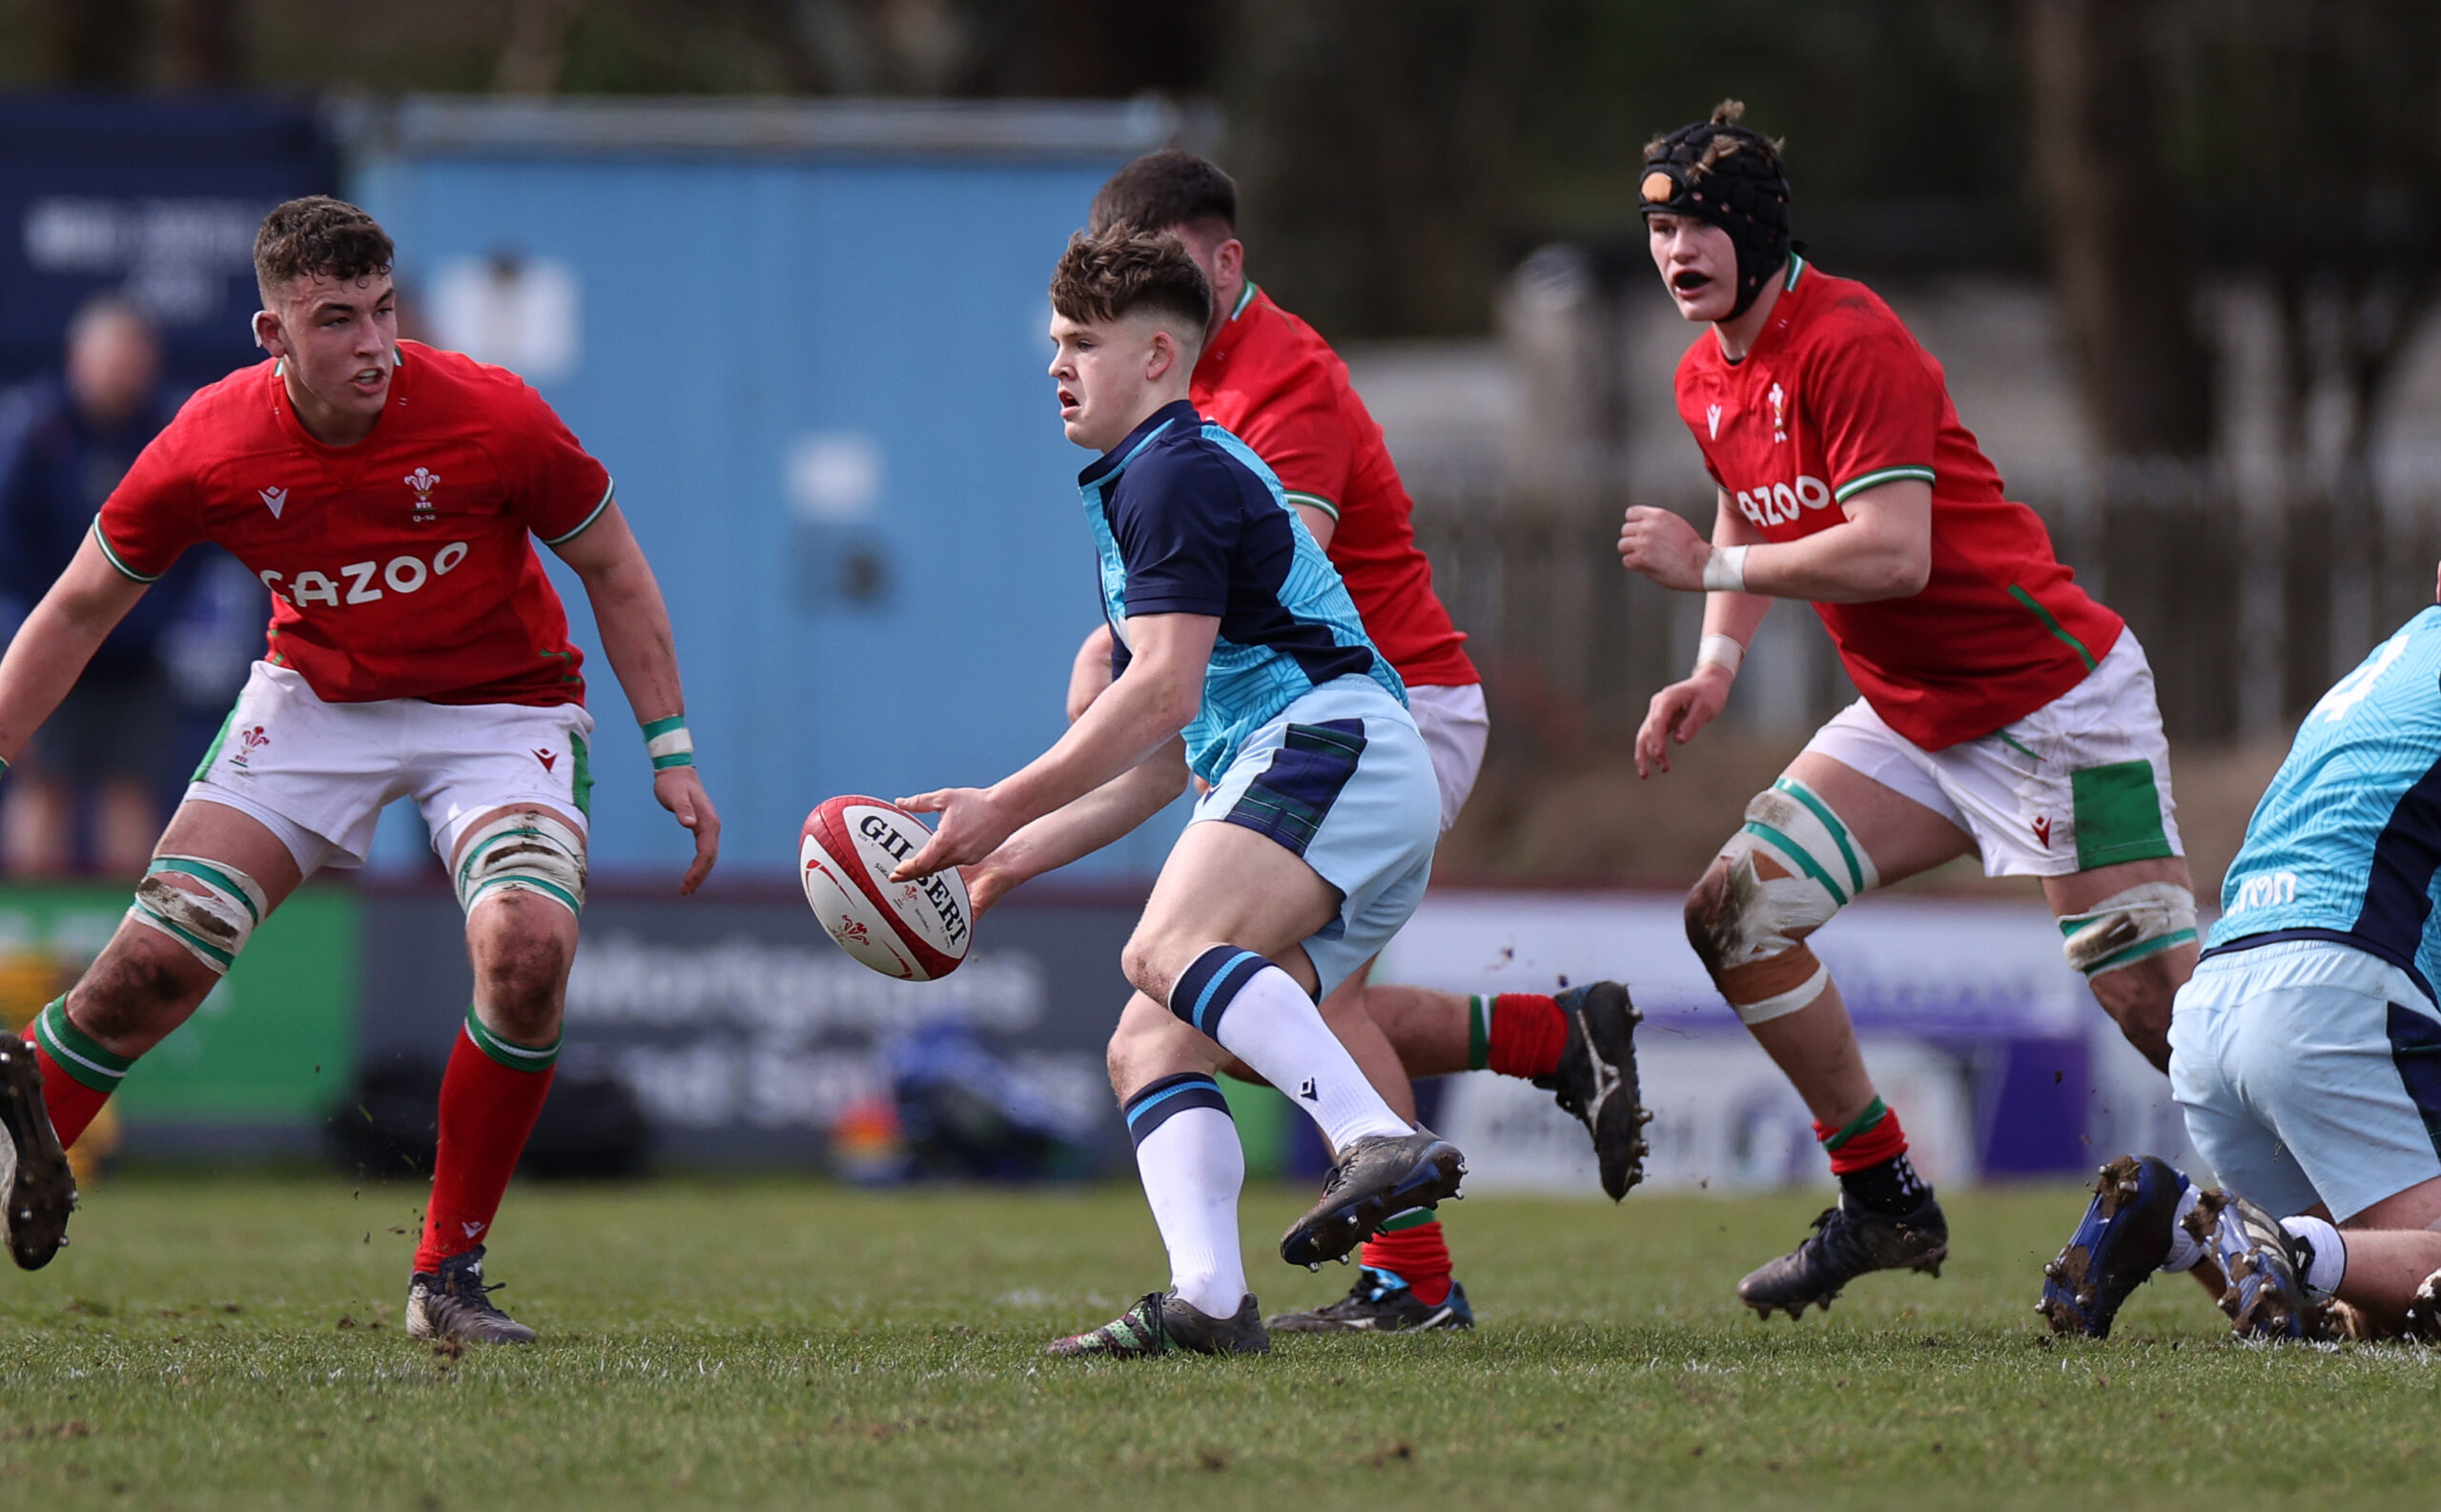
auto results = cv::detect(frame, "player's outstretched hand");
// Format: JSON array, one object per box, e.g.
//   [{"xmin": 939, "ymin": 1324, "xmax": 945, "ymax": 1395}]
[
  {"xmin": 892, "ymin": 787, "xmax": 1018, "ymax": 882},
  {"xmin": 654, "ymin": 766, "xmax": 721, "ymax": 894},
  {"xmin": 1635, "ymin": 664, "xmax": 1733, "ymax": 777},
  {"xmin": 1617, "ymin": 505, "xmax": 1712, "ymax": 592}
]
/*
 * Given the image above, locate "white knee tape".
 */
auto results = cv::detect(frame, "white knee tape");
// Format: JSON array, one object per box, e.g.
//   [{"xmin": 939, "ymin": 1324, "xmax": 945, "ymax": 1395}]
[
  {"xmin": 455, "ymin": 811, "xmax": 588, "ymax": 918},
  {"xmin": 2060, "ymin": 882, "xmax": 2197, "ymax": 976},
  {"xmin": 126, "ymin": 855, "xmax": 267, "ymax": 975},
  {"xmin": 1710, "ymin": 778, "xmax": 1879, "ymax": 971},
  {"xmin": 1733, "ymin": 961, "xmax": 1833, "ymax": 1027}
]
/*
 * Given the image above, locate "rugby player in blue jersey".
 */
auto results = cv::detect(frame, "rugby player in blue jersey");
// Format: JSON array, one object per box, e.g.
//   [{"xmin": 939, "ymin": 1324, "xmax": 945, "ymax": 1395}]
[
  {"xmin": 890, "ymin": 227, "xmax": 1463, "ymax": 1358},
  {"xmin": 2040, "ymin": 569, "xmax": 2441, "ymax": 1340}
]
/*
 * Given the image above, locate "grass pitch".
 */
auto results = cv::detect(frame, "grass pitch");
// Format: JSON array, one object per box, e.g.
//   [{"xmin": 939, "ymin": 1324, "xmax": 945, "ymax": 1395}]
[{"xmin": 0, "ymin": 1175, "xmax": 2434, "ymax": 1510}]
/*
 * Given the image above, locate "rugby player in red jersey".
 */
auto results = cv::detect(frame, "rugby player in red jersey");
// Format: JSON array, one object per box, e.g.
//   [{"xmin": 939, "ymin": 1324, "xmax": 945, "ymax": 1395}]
[
  {"xmin": 0, "ymin": 198, "xmax": 720, "ymax": 1340},
  {"xmin": 1071, "ymin": 153, "xmax": 1647, "ymax": 1334},
  {"xmin": 1613, "ymin": 105, "xmax": 2198, "ymax": 1317}
]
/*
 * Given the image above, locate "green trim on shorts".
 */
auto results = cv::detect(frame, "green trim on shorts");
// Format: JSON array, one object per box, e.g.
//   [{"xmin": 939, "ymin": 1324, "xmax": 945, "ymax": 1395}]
[
  {"xmin": 571, "ymin": 731, "xmax": 594, "ymax": 819},
  {"xmin": 2071, "ymin": 760, "xmax": 2176, "ymax": 870},
  {"xmin": 1994, "ymin": 729, "xmax": 2042, "ymax": 764},
  {"xmin": 192, "ymin": 705, "xmax": 241, "ymax": 783}
]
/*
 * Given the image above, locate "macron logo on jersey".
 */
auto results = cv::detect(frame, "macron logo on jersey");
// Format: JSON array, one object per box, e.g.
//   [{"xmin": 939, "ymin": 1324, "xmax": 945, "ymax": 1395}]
[
  {"xmin": 1707, "ymin": 402, "xmax": 1723, "ymax": 439},
  {"xmin": 258, "ymin": 486, "xmax": 287, "ymax": 520}
]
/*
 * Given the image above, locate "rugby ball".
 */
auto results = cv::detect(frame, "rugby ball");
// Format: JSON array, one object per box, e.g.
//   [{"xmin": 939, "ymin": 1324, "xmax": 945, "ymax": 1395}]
[{"xmin": 800, "ymin": 795, "xmax": 972, "ymax": 981}]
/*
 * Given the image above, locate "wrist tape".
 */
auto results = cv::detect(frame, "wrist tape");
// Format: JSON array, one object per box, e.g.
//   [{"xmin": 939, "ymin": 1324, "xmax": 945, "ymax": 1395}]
[{"xmin": 642, "ymin": 715, "xmax": 694, "ymax": 770}]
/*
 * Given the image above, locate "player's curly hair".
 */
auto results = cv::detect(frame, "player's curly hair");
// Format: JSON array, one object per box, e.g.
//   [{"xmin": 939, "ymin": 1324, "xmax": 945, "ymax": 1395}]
[
  {"xmin": 1642, "ymin": 100, "xmax": 1787, "ymax": 179},
  {"xmin": 1049, "ymin": 225, "xmax": 1212, "ymax": 340},
  {"xmin": 254, "ymin": 196, "xmax": 394, "ymax": 296}
]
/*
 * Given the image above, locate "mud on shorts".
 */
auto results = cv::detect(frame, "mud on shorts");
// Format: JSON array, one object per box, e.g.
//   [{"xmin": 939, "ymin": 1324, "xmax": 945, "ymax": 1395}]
[
  {"xmin": 184, "ymin": 661, "xmax": 595, "ymax": 875},
  {"xmin": 1189, "ymin": 676, "xmax": 1441, "ymax": 1000},
  {"xmin": 1801, "ymin": 629, "xmax": 2183, "ymax": 877},
  {"xmin": 2170, "ymin": 936, "xmax": 2441, "ymax": 1221}
]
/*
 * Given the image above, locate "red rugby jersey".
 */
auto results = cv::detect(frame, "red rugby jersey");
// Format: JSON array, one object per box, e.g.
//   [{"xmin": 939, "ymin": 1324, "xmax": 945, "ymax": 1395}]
[
  {"xmin": 1673, "ymin": 257, "xmax": 2123, "ymax": 749},
  {"xmin": 95, "ymin": 342, "xmax": 610, "ymax": 707},
  {"xmin": 1193, "ymin": 284, "xmax": 1478, "ymax": 688}
]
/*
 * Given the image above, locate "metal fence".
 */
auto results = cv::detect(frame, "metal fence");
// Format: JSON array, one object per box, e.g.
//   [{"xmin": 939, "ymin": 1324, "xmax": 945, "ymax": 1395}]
[{"xmin": 1414, "ymin": 481, "xmax": 2441, "ymax": 763}]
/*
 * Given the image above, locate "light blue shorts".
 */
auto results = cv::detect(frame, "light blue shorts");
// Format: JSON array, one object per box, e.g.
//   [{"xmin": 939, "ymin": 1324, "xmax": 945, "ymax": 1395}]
[
  {"xmin": 2169, "ymin": 937, "xmax": 2441, "ymax": 1220},
  {"xmin": 1191, "ymin": 677, "xmax": 1440, "ymax": 999}
]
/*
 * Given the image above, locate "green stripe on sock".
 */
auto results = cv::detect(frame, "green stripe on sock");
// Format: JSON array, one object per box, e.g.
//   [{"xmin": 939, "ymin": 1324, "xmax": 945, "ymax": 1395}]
[
  {"xmin": 463, "ymin": 1010, "xmax": 561, "ymax": 1072},
  {"xmin": 36, "ymin": 997, "xmax": 132, "ymax": 1093},
  {"xmin": 1377, "ymin": 1208, "xmax": 1439, "ymax": 1234},
  {"xmin": 1820, "ymin": 1096, "xmax": 1889, "ymax": 1153},
  {"xmin": 1467, "ymin": 995, "xmax": 1489, "ymax": 1072}
]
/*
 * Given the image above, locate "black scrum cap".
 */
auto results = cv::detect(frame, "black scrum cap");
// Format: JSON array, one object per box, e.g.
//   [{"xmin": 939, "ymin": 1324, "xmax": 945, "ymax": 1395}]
[{"xmin": 1638, "ymin": 101, "xmax": 1792, "ymax": 320}]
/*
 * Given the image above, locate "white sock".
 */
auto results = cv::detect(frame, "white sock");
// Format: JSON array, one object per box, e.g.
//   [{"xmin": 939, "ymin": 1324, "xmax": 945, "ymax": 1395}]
[
  {"xmin": 2280, "ymin": 1215, "xmax": 2348, "ymax": 1301},
  {"xmin": 2160, "ymin": 1181, "xmax": 2206, "ymax": 1272},
  {"xmin": 1171, "ymin": 947, "xmax": 1409, "ymax": 1154},
  {"xmin": 1123, "ymin": 1079, "xmax": 1247, "ymax": 1318}
]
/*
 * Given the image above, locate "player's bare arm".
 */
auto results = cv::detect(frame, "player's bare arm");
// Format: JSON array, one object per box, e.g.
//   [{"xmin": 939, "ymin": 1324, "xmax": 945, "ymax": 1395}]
[
  {"xmin": 895, "ymin": 610, "xmax": 1216, "ymax": 879},
  {"xmin": 1066, "ymin": 622, "xmax": 1118, "ymax": 721},
  {"xmin": 1634, "ymin": 491, "xmax": 1771, "ymax": 776},
  {"xmin": 0, "ymin": 533, "xmax": 148, "ymax": 766},
  {"xmin": 1619, "ymin": 478, "xmax": 1931, "ymax": 603},
  {"xmin": 549, "ymin": 501, "xmax": 721, "ymax": 893}
]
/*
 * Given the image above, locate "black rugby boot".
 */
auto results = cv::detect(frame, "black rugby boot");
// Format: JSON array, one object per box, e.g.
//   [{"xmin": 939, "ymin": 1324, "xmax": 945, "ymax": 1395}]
[
  {"xmin": 1280, "ymin": 1129, "xmax": 1467, "ymax": 1269},
  {"xmin": 1736, "ymin": 1192, "xmax": 1948, "ymax": 1319},
  {"xmin": 1532, "ymin": 981, "xmax": 1651, "ymax": 1200},
  {"xmin": 0, "ymin": 1037, "xmax": 75, "ymax": 1271}
]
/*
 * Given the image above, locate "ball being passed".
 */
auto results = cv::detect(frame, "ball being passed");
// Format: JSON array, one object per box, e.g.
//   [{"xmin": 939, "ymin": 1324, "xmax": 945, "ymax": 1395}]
[{"xmin": 799, "ymin": 795, "xmax": 973, "ymax": 980}]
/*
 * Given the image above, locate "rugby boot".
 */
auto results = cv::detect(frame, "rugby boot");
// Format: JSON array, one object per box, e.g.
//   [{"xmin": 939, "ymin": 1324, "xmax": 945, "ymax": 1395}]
[
  {"xmin": 405, "ymin": 1246, "xmax": 538, "ymax": 1345},
  {"xmin": 1532, "ymin": 981, "xmax": 1651, "ymax": 1200},
  {"xmin": 2401, "ymin": 1265, "xmax": 2441, "ymax": 1343},
  {"xmin": 1736, "ymin": 1192, "xmax": 1948, "ymax": 1319},
  {"xmin": 1280, "ymin": 1129, "xmax": 1467, "ymax": 1270},
  {"xmin": 0, "ymin": 1037, "xmax": 76, "ymax": 1271},
  {"xmin": 2038, "ymin": 1154, "xmax": 2187, "ymax": 1338},
  {"xmin": 1265, "ymin": 1267, "xmax": 1473, "ymax": 1333},
  {"xmin": 1045, "ymin": 1291, "xmax": 1269, "ymax": 1358},
  {"xmin": 2193, "ymin": 1190, "xmax": 2316, "ymax": 1339}
]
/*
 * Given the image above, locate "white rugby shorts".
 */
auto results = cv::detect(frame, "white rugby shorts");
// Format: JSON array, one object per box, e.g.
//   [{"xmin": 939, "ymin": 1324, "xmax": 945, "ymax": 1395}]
[
  {"xmin": 1801, "ymin": 629, "xmax": 2183, "ymax": 878},
  {"xmin": 1406, "ymin": 681, "xmax": 1488, "ymax": 834},
  {"xmin": 184, "ymin": 661, "xmax": 595, "ymax": 874}
]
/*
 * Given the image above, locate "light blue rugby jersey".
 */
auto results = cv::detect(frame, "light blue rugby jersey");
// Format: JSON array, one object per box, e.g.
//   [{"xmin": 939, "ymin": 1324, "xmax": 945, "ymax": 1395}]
[
  {"xmin": 2210, "ymin": 603, "xmax": 2441, "ymax": 997},
  {"xmin": 1077, "ymin": 399, "xmax": 1405, "ymax": 783}
]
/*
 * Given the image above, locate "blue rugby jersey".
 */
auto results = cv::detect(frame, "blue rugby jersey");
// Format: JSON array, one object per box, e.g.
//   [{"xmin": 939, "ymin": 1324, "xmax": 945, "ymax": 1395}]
[
  {"xmin": 2209, "ymin": 604, "xmax": 2441, "ymax": 998},
  {"xmin": 1078, "ymin": 399, "xmax": 1406, "ymax": 782}
]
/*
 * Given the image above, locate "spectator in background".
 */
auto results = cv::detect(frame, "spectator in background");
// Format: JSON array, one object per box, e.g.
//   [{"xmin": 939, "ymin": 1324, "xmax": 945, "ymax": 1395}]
[{"xmin": 0, "ymin": 296, "xmax": 195, "ymax": 875}]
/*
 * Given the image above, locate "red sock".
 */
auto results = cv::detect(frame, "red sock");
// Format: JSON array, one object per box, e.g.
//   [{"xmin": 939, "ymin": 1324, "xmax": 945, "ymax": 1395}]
[
  {"xmin": 1815, "ymin": 1102, "xmax": 1908, "ymax": 1174},
  {"xmin": 1486, "ymin": 993, "xmax": 1566, "ymax": 1079},
  {"xmin": 414, "ymin": 1020, "xmax": 557, "ymax": 1273},
  {"xmin": 21, "ymin": 1030, "xmax": 111, "ymax": 1149},
  {"xmin": 1360, "ymin": 1218, "xmax": 1453, "ymax": 1306}
]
